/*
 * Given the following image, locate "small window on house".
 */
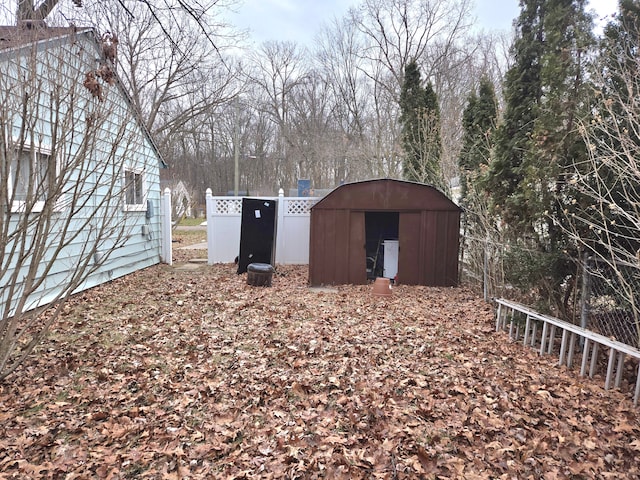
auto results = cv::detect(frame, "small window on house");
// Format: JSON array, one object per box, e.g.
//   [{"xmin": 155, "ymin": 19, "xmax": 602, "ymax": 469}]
[
  {"xmin": 9, "ymin": 147, "xmax": 57, "ymax": 213},
  {"xmin": 123, "ymin": 168, "xmax": 146, "ymax": 211}
]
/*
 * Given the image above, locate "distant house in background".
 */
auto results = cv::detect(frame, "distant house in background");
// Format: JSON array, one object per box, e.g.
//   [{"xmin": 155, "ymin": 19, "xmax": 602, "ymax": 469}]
[
  {"xmin": 171, "ymin": 180, "xmax": 193, "ymax": 219},
  {"xmin": 288, "ymin": 188, "xmax": 332, "ymax": 198},
  {"xmin": 160, "ymin": 179, "xmax": 192, "ymax": 220},
  {"xmin": 0, "ymin": 24, "xmax": 167, "ymax": 311}
]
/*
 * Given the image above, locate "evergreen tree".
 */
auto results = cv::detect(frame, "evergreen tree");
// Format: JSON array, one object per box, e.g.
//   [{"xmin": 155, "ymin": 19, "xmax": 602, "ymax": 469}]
[
  {"xmin": 458, "ymin": 78, "xmax": 499, "ymax": 298},
  {"xmin": 526, "ymin": 0, "xmax": 594, "ymax": 314},
  {"xmin": 601, "ymin": 0, "xmax": 640, "ymax": 99},
  {"xmin": 554, "ymin": 1, "xmax": 640, "ymax": 344},
  {"xmin": 485, "ymin": 0, "xmax": 545, "ymax": 232},
  {"xmin": 458, "ymin": 77, "xmax": 497, "ymax": 202},
  {"xmin": 483, "ymin": 0, "xmax": 595, "ymax": 315},
  {"xmin": 575, "ymin": 0, "xmax": 640, "ymax": 258},
  {"xmin": 399, "ymin": 60, "xmax": 443, "ymax": 189}
]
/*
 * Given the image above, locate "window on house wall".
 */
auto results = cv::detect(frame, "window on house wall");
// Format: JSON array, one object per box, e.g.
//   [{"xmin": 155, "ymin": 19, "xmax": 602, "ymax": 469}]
[
  {"xmin": 9, "ymin": 147, "xmax": 57, "ymax": 213},
  {"xmin": 123, "ymin": 168, "xmax": 146, "ymax": 211}
]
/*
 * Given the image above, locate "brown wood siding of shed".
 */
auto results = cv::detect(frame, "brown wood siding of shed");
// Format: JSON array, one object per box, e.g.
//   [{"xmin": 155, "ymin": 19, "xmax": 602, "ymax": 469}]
[
  {"xmin": 435, "ymin": 212, "xmax": 448, "ymax": 284},
  {"xmin": 333, "ymin": 209, "xmax": 350, "ymax": 285},
  {"xmin": 422, "ymin": 211, "xmax": 438, "ymax": 285},
  {"xmin": 399, "ymin": 212, "xmax": 422, "ymax": 285},
  {"xmin": 309, "ymin": 179, "xmax": 460, "ymax": 287},
  {"xmin": 313, "ymin": 180, "xmax": 458, "ymax": 212},
  {"xmin": 422, "ymin": 210, "xmax": 460, "ymax": 287},
  {"xmin": 445, "ymin": 211, "xmax": 461, "ymax": 285},
  {"xmin": 309, "ymin": 209, "xmax": 366, "ymax": 285},
  {"xmin": 348, "ymin": 212, "xmax": 366, "ymax": 284},
  {"xmin": 309, "ymin": 209, "xmax": 330, "ymax": 284}
]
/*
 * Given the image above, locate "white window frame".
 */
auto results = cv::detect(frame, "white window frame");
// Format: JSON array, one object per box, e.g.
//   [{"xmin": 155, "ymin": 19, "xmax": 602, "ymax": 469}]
[
  {"xmin": 122, "ymin": 166, "xmax": 147, "ymax": 212},
  {"xmin": 8, "ymin": 143, "xmax": 62, "ymax": 214}
]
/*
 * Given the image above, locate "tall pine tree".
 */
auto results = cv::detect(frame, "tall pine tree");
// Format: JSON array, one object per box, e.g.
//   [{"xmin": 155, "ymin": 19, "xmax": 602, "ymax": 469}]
[
  {"xmin": 399, "ymin": 60, "xmax": 444, "ymax": 189},
  {"xmin": 459, "ymin": 77, "xmax": 498, "ymax": 202},
  {"xmin": 485, "ymin": 0, "xmax": 545, "ymax": 232},
  {"xmin": 484, "ymin": 0, "xmax": 595, "ymax": 315},
  {"xmin": 458, "ymin": 78, "xmax": 499, "ymax": 298},
  {"xmin": 530, "ymin": 0, "xmax": 594, "ymax": 314},
  {"xmin": 573, "ymin": 0, "xmax": 640, "ymax": 260}
]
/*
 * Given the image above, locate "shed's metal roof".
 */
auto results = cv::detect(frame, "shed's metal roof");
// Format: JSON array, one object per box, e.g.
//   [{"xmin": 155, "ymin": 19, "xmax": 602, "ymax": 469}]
[{"xmin": 311, "ymin": 178, "xmax": 461, "ymax": 212}]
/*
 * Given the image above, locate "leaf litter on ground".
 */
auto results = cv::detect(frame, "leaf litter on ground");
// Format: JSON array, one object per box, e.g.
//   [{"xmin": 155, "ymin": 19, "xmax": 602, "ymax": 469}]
[{"xmin": 1, "ymin": 263, "xmax": 639, "ymax": 479}]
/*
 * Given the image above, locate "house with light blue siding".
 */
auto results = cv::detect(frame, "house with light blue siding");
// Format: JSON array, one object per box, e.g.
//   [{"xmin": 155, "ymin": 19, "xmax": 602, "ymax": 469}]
[{"xmin": 0, "ymin": 24, "xmax": 167, "ymax": 317}]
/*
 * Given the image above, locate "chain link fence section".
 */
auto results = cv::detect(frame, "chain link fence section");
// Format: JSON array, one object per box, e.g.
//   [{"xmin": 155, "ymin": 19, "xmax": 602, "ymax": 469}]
[
  {"xmin": 460, "ymin": 235, "xmax": 507, "ymax": 301},
  {"xmin": 584, "ymin": 257, "xmax": 640, "ymax": 349},
  {"xmin": 461, "ymin": 232, "xmax": 640, "ymax": 349}
]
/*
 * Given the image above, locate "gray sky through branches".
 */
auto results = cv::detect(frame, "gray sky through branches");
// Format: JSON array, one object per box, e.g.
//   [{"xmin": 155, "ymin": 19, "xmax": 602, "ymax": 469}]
[{"xmin": 228, "ymin": 0, "xmax": 616, "ymax": 47}]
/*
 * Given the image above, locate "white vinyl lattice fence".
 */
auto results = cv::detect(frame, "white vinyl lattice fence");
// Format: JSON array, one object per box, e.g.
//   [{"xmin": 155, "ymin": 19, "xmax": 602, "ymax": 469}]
[
  {"xmin": 208, "ymin": 198, "xmax": 243, "ymax": 215},
  {"xmin": 161, "ymin": 188, "xmax": 172, "ymax": 266},
  {"xmin": 205, "ymin": 190, "xmax": 320, "ymax": 265}
]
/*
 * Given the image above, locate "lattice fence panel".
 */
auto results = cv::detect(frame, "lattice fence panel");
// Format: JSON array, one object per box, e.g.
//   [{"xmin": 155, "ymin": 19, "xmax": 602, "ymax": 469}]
[
  {"xmin": 285, "ymin": 198, "xmax": 318, "ymax": 215},
  {"xmin": 211, "ymin": 198, "xmax": 242, "ymax": 215}
]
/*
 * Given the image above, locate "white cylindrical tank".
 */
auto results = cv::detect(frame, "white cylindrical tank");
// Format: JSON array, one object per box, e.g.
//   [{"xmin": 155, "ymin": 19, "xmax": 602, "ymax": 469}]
[{"xmin": 383, "ymin": 239, "xmax": 399, "ymax": 279}]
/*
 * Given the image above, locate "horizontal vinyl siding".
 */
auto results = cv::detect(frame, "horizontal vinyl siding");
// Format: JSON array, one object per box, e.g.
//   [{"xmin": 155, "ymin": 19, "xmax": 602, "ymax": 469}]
[{"xmin": 0, "ymin": 33, "xmax": 163, "ymax": 315}]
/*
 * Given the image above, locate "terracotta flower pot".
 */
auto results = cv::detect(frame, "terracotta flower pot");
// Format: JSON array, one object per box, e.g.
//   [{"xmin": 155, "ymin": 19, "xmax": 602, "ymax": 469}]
[{"xmin": 372, "ymin": 277, "xmax": 392, "ymax": 297}]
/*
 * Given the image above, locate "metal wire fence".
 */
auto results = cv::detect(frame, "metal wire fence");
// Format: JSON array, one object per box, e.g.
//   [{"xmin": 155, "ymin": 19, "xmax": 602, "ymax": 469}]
[
  {"xmin": 461, "ymin": 237, "xmax": 640, "ymax": 350},
  {"xmin": 585, "ymin": 257, "xmax": 640, "ymax": 349},
  {"xmin": 459, "ymin": 235, "xmax": 507, "ymax": 302}
]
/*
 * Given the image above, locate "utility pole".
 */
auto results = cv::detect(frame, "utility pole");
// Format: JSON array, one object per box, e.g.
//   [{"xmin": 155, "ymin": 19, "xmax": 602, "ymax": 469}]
[{"xmin": 233, "ymin": 99, "xmax": 239, "ymax": 196}]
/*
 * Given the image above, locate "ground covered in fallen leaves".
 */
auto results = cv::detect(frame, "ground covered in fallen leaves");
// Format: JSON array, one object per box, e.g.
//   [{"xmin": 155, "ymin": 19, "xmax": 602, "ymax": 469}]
[{"xmin": 1, "ymin": 260, "xmax": 639, "ymax": 479}]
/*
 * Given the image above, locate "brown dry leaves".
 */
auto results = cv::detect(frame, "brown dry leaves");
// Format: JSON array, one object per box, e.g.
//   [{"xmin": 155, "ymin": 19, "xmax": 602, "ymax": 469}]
[{"xmin": 1, "ymin": 264, "xmax": 639, "ymax": 479}]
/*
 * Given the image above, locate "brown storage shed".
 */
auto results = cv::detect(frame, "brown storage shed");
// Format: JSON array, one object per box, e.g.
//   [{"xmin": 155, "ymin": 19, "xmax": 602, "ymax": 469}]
[{"xmin": 309, "ymin": 179, "xmax": 461, "ymax": 286}]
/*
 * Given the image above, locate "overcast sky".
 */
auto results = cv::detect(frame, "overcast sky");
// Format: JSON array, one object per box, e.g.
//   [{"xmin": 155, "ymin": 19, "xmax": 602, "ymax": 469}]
[{"xmin": 228, "ymin": 0, "xmax": 619, "ymax": 47}]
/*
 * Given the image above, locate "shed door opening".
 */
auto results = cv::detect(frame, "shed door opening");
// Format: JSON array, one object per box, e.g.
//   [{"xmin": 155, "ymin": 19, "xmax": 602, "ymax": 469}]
[{"xmin": 365, "ymin": 212, "xmax": 399, "ymax": 280}]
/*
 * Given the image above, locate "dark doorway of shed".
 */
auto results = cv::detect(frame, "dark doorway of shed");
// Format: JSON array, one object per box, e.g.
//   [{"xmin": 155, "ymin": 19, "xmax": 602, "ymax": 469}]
[{"xmin": 365, "ymin": 212, "xmax": 399, "ymax": 280}]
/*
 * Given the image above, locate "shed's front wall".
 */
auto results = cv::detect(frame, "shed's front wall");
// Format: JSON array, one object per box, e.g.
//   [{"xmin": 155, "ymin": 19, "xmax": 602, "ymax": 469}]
[
  {"xmin": 309, "ymin": 180, "xmax": 460, "ymax": 287},
  {"xmin": 310, "ymin": 209, "xmax": 365, "ymax": 286}
]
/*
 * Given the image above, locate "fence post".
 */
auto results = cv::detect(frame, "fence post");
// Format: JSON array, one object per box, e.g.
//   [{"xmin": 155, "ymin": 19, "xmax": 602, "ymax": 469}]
[
  {"xmin": 276, "ymin": 188, "xmax": 285, "ymax": 264},
  {"xmin": 161, "ymin": 188, "xmax": 172, "ymax": 265},
  {"xmin": 206, "ymin": 188, "xmax": 214, "ymax": 265},
  {"xmin": 483, "ymin": 235, "xmax": 489, "ymax": 301},
  {"xmin": 580, "ymin": 254, "xmax": 592, "ymax": 331}
]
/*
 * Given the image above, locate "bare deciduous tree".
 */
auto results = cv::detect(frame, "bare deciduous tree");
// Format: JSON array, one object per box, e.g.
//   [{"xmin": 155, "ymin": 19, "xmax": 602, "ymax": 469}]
[
  {"xmin": 0, "ymin": 27, "xmax": 163, "ymax": 379},
  {"xmin": 346, "ymin": 0, "xmax": 476, "ymax": 184},
  {"xmin": 14, "ymin": 0, "xmax": 235, "ymax": 53},
  {"xmin": 401, "ymin": 111, "xmax": 447, "ymax": 190},
  {"xmin": 56, "ymin": 1, "xmax": 242, "ymax": 151},
  {"xmin": 245, "ymin": 40, "xmax": 309, "ymax": 190},
  {"xmin": 568, "ymin": 97, "xmax": 640, "ymax": 344},
  {"xmin": 563, "ymin": 5, "xmax": 640, "ymax": 345},
  {"xmin": 315, "ymin": 16, "xmax": 382, "ymax": 183},
  {"xmin": 350, "ymin": 0, "xmax": 474, "ymax": 97}
]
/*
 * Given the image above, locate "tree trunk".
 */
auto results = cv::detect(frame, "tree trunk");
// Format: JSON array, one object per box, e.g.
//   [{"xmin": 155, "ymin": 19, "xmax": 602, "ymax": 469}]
[{"xmin": 17, "ymin": 0, "xmax": 60, "ymax": 22}]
